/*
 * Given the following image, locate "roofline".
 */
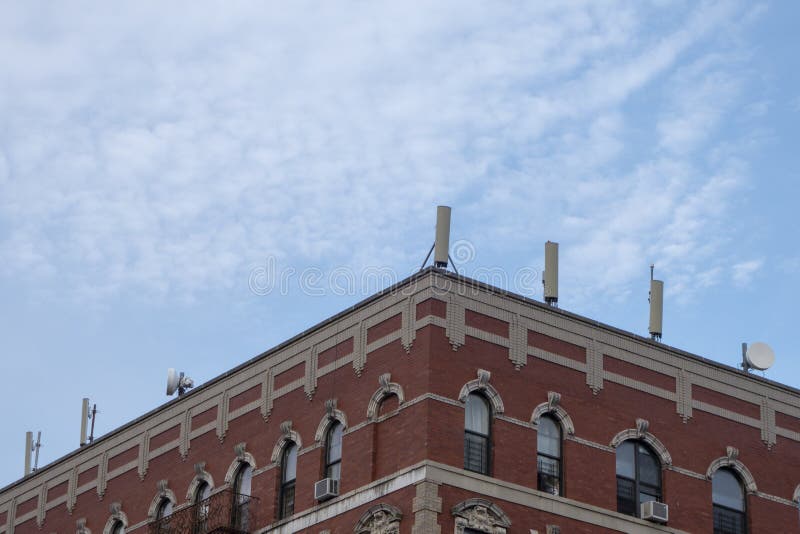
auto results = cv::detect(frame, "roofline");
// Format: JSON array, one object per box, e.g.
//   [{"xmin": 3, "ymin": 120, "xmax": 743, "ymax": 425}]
[{"xmin": 3, "ymin": 266, "xmax": 797, "ymax": 493}]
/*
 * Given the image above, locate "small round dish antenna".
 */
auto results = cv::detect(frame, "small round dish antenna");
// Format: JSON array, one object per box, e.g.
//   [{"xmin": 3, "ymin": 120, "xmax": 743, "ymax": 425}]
[
  {"xmin": 166, "ymin": 368, "xmax": 195, "ymax": 396},
  {"xmin": 743, "ymin": 342, "xmax": 775, "ymax": 371}
]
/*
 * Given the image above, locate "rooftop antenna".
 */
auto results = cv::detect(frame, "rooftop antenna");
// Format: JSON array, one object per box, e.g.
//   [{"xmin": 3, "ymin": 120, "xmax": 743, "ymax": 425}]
[
  {"xmin": 542, "ymin": 241, "xmax": 559, "ymax": 307},
  {"xmin": 24, "ymin": 432, "xmax": 32, "ymax": 476},
  {"xmin": 648, "ymin": 264, "xmax": 664, "ymax": 341},
  {"xmin": 166, "ymin": 368, "xmax": 195, "ymax": 397},
  {"xmin": 741, "ymin": 342, "xmax": 775, "ymax": 373},
  {"xmin": 24, "ymin": 431, "xmax": 42, "ymax": 476},
  {"xmin": 419, "ymin": 206, "xmax": 458, "ymax": 274},
  {"xmin": 80, "ymin": 398, "xmax": 89, "ymax": 446}
]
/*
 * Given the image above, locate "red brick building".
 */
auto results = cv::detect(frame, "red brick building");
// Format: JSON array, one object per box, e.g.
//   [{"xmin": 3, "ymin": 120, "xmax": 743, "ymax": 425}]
[{"xmin": 2, "ymin": 268, "xmax": 799, "ymax": 533}]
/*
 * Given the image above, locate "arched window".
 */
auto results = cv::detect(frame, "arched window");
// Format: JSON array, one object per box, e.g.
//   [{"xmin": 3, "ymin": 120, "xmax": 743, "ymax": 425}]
[
  {"xmin": 616, "ymin": 440, "xmax": 662, "ymax": 517},
  {"xmin": 324, "ymin": 422, "xmax": 343, "ymax": 482},
  {"xmin": 279, "ymin": 442, "xmax": 298, "ymax": 519},
  {"xmin": 713, "ymin": 468, "xmax": 746, "ymax": 534},
  {"xmin": 156, "ymin": 498, "xmax": 173, "ymax": 520},
  {"xmin": 464, "ymin": 393, "xmax": 491, "ymax": 475},
  {"xmin": 193, "ymin": 480, "xmax": 211, "ymax": 533},
  {"xmin": 154, "ymin": 497, "xmax": 173, "ymax": 534},
  {"xmin": 110, "ymin": 520, "xmax": 125, "ymax": 534},
  {"xmin": 537, "ymin": 415, "xmax": 562, "ymax": 495},
  {"xmin": 231, "ymin": 463, "xmax": 252, "ymax": 530}
]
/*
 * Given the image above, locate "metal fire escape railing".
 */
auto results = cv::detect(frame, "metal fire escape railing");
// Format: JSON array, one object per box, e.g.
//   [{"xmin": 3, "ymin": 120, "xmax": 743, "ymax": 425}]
[{"xmin": 148, "ymin": 490, "xmax": 259, "ymax": 534}]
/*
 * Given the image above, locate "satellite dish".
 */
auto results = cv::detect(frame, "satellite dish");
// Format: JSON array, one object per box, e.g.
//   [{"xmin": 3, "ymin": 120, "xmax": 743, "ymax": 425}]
[
  {"xmin": 744, "ymin": 342, "xmax": 775, "ymax": 371},
  {"xmin": 166, "ymin": 368, "xmax": 194, "ymax": 396},
  {"xmin": 166, "ymin": 368, "xmax": 180, "ymax": 395}
]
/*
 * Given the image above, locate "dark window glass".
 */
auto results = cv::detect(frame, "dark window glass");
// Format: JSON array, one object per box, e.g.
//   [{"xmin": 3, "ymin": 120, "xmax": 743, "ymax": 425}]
[
  {"xmin": 155, "ymin": 498, "xmax": 173, "ymax": 534},
  {"xmin": 156, "ymin": 499, "xmax": 173, "ymax": 520},
  {"xmin": 537, "ymin": 415, "xmax": 562, "ymax": 495},
  {"xmin": 232, "ymin": 464, "xmax": 252, "ymax": 530},
  {"xmin": 111, "ymin": 521, "xmax": 125, "ymax": 534},
  {"xmin": 713, "ymin": 469, "xmax": 747, "ymax": 534},
  {"xmin": 464, "ymin": 393, "xmax": 491, "ymax": 475},
  {"xmin": 193, "ymin": 481, "xmax": 210, "ymax": 533},
  {"xmin": 325, "ymin": 422, "xmax": 343, "ymax": 481},
  {"xmin": 279, "ymin": 442, "xmax": 298, "ymax": 519},
  {"xmin": 615, "ymin": 440, "xmax": 662, "ymax": 517}
]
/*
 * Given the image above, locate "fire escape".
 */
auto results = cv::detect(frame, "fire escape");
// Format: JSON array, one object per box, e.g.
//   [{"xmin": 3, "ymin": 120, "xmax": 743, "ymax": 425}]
[{"xmin": 148, "ymin": 490, "xmax": 259, "ymax": 534}]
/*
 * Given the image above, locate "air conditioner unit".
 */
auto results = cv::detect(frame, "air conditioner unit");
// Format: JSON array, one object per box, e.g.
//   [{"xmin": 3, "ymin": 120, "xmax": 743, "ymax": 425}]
[
  {"xmin": 314, "ymin": 478, "xmax": 339, "ymax": 501},
  {"xmin": 641, "ymin": 501, "xmax": 668, "ymax": 523}
]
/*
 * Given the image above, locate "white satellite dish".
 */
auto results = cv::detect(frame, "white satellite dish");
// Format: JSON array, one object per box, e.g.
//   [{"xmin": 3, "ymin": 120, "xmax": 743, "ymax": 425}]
[
  {"xmin": 744, "ymin": 342, "xmax": 775, "ymax": 371},
  {"xmin": 166, "ymin": 368, "xmax": 194, "ymax": 396}
]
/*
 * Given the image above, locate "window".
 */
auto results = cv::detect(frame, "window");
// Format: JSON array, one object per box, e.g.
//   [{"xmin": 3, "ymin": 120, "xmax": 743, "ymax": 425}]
[
  {"xmin": 110, "ymin": 520, "xmax": 125, "ymax": 534},
  {"xmin": 616, "ymin": 440, "xmax": 662, "ymax": 517},
  {"xmin": 156, "ymin": 498, "xmax": 173, "ymax": 520},
  {"xmin": 464, "ymin": 393, "xmax": 491, "ymax": 475},
  {"xmin": 193, "ymin": 481, "xmax": 211, "ymax": 533},
  {"xmin": 279, "ymin": 442, "xmax": 298, "ymax": 520},
  {"xmin": 155, "ymin": 498, "xmax": 173, "ymax": 534},
  {"xmin": 324, "ymin": 422, "xmax": 343, "ymax": 481},
  {"xmin": 232, "ymin": 463, "xmax": 252, "ymax": 530},
  {"xmin": 537, "ymin": 415, "xmax": 562, "ymax": 495},
  {"xmin": 713, "ymin": 468, "xmax": 746, "ymax": 534}
]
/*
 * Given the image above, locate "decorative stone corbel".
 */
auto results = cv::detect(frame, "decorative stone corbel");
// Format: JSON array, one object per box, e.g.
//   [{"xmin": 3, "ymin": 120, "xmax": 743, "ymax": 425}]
[
  {"xmin": 726, "ymin": 446, "xmax": 739, "ymax": 462},
  {"xmin": 234, "ymin": 442, "xmax": 247, "ymax": 461},
  {"xmin": 194, "ymin": 461, "xmax": 206, "ymax": 477},
  {"xmin": 635, "ymin": 418, "xmax": 649, "ymax": 437},
  {"xmin": 325, "ymin": 398, "xmax": 338, "ymax": 418},
  {"xmin": 477, "ymin": 369, "xmax": 491, "ymax": 388},
  {"xmin": 280, "ymin": 421, "xmax": 293, "ymax": 436},
  {"xmin": 547, "ymin": 391, "xmax": 560, "ymax": 411}
]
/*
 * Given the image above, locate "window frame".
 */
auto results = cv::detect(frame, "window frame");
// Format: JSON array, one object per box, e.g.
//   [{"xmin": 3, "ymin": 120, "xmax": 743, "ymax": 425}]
[
  {"xmin": 110, "ymin": 520, "xmax": 125, "ymax": 534},
  {"xmin": 231, "ymin": 462, "xmax": 253, "ymax": 530},
  {"xmin": 615, "ymin": 440, "xmax": 662, "ymax": 517},
  {"xmin": 324, "ymin": 421, "xmax": 343, "ymax": 481},
  {"xmin": 463, "ymin": 393, "xmax": 492, "ymax": 475},
  {"xmin": 278, "ymin": 442, "xmax": 298, "ymax": 520},
  {"xmin": 712, "ymin": 468, "xmax": 747, "ymax": 534},
  {"xmin": 536, "ymin": 414, "xmax": 563, "ymax": 496}
]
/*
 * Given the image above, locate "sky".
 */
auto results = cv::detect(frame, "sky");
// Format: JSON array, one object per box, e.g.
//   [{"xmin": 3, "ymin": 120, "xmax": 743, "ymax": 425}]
[{"xmin": 1, "ymin": 1, "xmax": 798, "ymax": 488}]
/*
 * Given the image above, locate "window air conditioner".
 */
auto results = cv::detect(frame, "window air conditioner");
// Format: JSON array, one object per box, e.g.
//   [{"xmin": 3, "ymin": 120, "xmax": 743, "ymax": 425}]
[
  {"xmin": 641, "ymin": 501, "xmax": 668, "ymax": 523},
  {"xmin": 314, "ymin": 478, "xmax": 339, "ymax": 501}
]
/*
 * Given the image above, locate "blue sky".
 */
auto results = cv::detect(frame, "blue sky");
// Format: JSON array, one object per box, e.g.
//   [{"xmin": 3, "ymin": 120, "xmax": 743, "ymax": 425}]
[{"xmin": 1, "ymin": 1, "xmax": 798, "ymax": 487}]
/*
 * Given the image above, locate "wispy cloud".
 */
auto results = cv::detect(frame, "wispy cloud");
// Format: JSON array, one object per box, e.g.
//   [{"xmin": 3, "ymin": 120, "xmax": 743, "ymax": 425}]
[
  {"xmin": 731, "ymin": 259, "xmax": 764, "ymax": 287},
  {"xmin": 0, "ymin": 1, "xmax": 760, "ymax": 307}
]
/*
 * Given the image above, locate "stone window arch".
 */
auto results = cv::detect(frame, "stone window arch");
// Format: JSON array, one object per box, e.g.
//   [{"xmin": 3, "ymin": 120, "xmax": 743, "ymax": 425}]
[
  {"xmin": 458, "ymin": 369, "xmax": 504, "ymax": 415},
  {"xmin": 315, "ymin": 398, "xmax": 349, "ymax": 442},
  {"xmin": 531, "ymin": 391, "xmax": 575, "ymax": 436},
  {"xmin": 354, "ymin": 503, "xmax": 402, "ymax": 533},
  {"xmin": 706, "ymin": 446, "xmax": 757, "ymax": 493},
  {"xmin": 609, "ymin": 418, "xmax": 672, "ymax": 466},
  {"xmin": 793, "ymin": 484, "xmax": 800, "ymax": 504},
  {"xmin": 224, "ymin": 442, "xmax": 258, "ymax": 486},
  {"xmin": 185, "ymin": 461, "xmax": 215, "ymax": 502},
  {"xmin": 270, "ymin": 421, "xmax": 303, "ymax": 464},
  {"xmin": 366, "ymin": 373, "xmax": 405, "ymax": 421},
  {"xmin": 147, "ymin": 480, "xmax": 177, "ymax": 521},
  {"xmin": 102, "ymin": 502, "xmax": 128, "ymax": 534},
  {"xmin": 452, "ymin": 498, "xmax": 511, "ymax": 534}
]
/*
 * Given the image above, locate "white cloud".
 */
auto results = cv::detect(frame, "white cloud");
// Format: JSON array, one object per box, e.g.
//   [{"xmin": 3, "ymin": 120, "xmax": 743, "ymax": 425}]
[
  {"xmin": 732, "ymin": 259, "xmax": 764, "ymax": 286},
  {"xmin": 0, "ymin": 1, "xmax": 758, "ymax": 307}
]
